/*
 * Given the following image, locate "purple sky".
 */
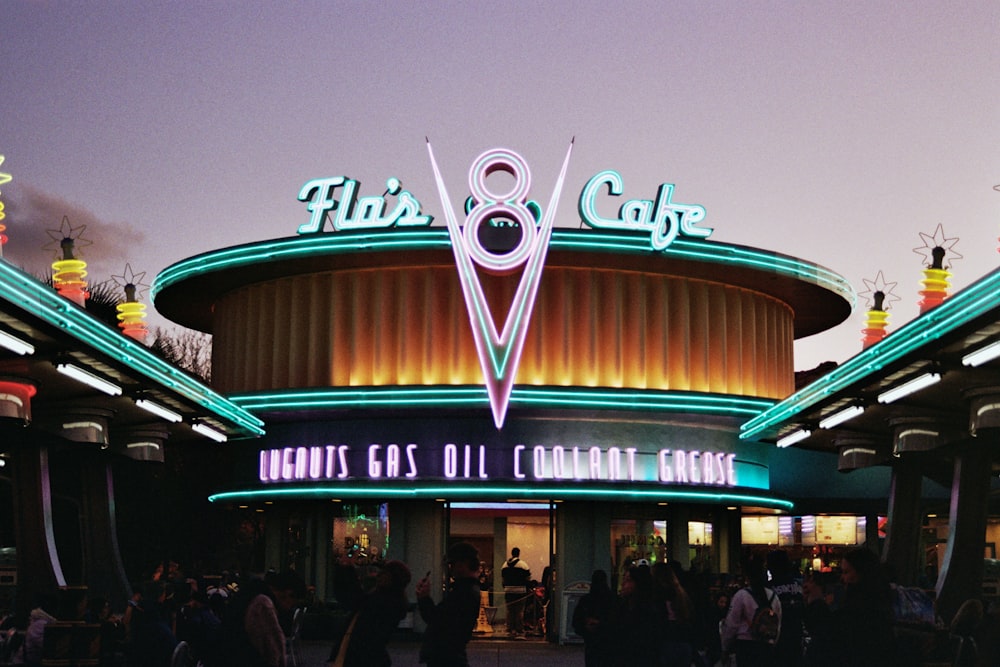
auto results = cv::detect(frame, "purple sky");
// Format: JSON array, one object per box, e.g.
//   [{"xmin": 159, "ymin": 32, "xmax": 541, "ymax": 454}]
[{"xmin": 3, "ymin": 1, "xmax": 999, "ymax": 371}]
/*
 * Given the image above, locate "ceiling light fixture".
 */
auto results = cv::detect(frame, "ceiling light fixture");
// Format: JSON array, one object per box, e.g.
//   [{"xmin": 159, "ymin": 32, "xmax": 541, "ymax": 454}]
[
  {"xmin": 55, "ymin": 362, "xmax": 122, "ymax": 396},
  {"xmin": 877, "ymin": 372, "xmax": 941, "ymax": 404},
  {"xmin": 777, "ymin": 429, "xmax": 811, "ymax": 448},
  {"xmin": 819, "ymin": 405, "xmax": 865, "ymax": 429},
  {"xmin": 962, "ymin": 340, "xmax": 1000, "ymax": 367},
  {"xmin": 191, "ymin": 421, "xmax": 227, "ymax": 442},
  {"xmin": 0, "ymin": 330, "xmax": 34, "ymax": 355},
  {"xmin": 135, "ymin": 398, "xmax": 182, "ymax": 423}
]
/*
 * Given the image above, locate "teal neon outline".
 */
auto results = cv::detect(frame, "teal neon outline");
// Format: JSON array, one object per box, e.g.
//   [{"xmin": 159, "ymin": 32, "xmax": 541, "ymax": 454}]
[
  {"xmin": 228, "ymin": 386, "xmax": 774, "ymax": 418},
  {"xmin": 0, "ymin": 260, "xmax": 265, "ymax": 436},
  {"xmin": 208, "ymin": 484, "xmax": 794, "ymax": 510},
  {"xmin": 740, "ymin": 266, "xmax": 1000, "ymax": 441},
  {"xmin": 152, "ymin": 230, "xmax": 854, "ymax": 309}
]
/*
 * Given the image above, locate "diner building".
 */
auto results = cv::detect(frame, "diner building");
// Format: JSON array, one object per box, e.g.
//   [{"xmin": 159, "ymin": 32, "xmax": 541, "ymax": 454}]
[{"xmin": 149, "ymin": 147, "xmax": 913, "ymax": 639}]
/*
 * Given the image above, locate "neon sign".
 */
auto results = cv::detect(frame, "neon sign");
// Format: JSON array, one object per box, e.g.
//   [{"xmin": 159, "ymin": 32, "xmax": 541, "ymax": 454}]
[
  {"xmin": 578, "ymin": 170, "xmax": 712, "ymax": 249},
  {"xmin": 294, "ymin": 146, "xmax": 715, "ymax": 429},
  {"xmin": 297, "ymin": 176, "xmax": 432, "ymax": 234},
  {"xmin": 427, "ymin": 143, "xmax": 575, "ymax": 428},
  {"xmin": 257, "ymin": 443, "xmax": 737, "ymax": 487}
]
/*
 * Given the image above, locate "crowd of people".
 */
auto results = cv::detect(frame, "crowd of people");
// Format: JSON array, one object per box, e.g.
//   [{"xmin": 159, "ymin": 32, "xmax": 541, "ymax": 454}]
[
  {"xmin": 0, "ymin": 561, "xmax": 308, "ymax": 667},
  {"xmin": 0, "ymin": 544, "xmax": 934, "ymax": 667},
  {"xmin": 572, "ymin": 547, "xmax": 902, "ymax": 667}
]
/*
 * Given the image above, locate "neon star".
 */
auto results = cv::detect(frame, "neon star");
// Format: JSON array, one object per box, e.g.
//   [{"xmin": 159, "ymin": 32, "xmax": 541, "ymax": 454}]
[
  {"xmin": 44, "ymin": 216, "xmax": 93, "ymax": 254},
  {"xmin": 857, "ymin": 271, "xmax": 900, "ymax": 311},
  {"xmin": 912, "ymin": 223, "xmax": 961, "ymax": 269},
  {"xmin": 111, "ymin": 263, "xmax": 150, "ymax": 300}
]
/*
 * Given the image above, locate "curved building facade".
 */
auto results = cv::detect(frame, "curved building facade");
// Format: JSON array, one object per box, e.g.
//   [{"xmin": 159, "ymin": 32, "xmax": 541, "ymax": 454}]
[{"xmin": 153, "ymin": 149, "xmax": 854, "ymax": 640}]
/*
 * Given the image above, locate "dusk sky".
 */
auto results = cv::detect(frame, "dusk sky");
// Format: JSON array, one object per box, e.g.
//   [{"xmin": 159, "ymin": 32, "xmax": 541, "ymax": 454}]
[{"xmin": 3, "ymin": 1, "xmax": 999, "ymax": 371}]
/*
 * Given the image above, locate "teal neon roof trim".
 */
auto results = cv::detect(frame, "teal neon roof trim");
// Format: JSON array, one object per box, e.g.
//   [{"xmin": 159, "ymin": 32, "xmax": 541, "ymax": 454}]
[
  {"xmin": 0, "ymin": 260, "xmax": 265, "ymax": 436},
  {"xmin": 153, "ymin": 229, "xmax": 854, "ymax": 308},
  {"xmin": 229, "ymin": 385, "xmax": 775, "ymax": 418},
  {"xmin": 740, "ymin": 265, "xmax": 1000, "ymax": 441},
  {"xmin": 208, "ymin": 484, "xmax": 794, "ymax": 510}
]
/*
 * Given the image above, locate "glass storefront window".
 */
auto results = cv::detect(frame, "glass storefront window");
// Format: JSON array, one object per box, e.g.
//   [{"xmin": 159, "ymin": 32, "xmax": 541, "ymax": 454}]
[{"xmin": 333, "ymin": 503, "xmax": 390, "ymax": 565}]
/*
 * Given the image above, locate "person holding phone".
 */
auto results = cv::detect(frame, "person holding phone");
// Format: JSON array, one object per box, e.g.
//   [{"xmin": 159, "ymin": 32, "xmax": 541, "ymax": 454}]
[{"xmin": 415, "ymin": 542, "xmax": 482, "ymax": 667}]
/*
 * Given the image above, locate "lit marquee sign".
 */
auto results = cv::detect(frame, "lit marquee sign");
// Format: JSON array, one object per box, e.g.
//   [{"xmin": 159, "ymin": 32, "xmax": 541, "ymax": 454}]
[
  {"xmin": 257, "ymin": 443, "xmax": 737, "ymax": 487},
  {"xmin": 297, "ymin": 146, "xmax": 713, "ymax": 428}
]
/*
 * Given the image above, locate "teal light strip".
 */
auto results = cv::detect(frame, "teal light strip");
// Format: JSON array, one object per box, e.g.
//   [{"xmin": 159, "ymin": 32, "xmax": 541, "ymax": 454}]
[
  {"xmin": 0, "ymin": 261, "xmax": 265, "ymax": 436},
  {"xmin": 229, "ymin": 385, "xmax": 774, "ymax": 417},
  {"xmin": 152, "ymin": 230, "xmax": 854, "ymax": 308},
  {"xmin": 208, "ymin": 485, "xmax": 794, "ymax": 510},
  {"xmin": 741, "ymin": 266, "xmax": 1000, "ymax": 441}
]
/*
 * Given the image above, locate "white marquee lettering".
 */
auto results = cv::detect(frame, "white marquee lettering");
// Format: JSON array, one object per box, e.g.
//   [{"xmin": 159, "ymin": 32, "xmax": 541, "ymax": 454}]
[
  {"xmin": 513, "ymin": 445, "xmax": 526, "ymax": 479},
  {"xmin": 255, "ymin": 444, "xmax": 737, "ymax": 487},
  {"xmin": 533, "ymin": 446, "xmax": 546, "ymax": 480},
  {"xmin": 589, "ymin": 447, "xmax": 602, "ymax": 479},
  {"xmin": 608, "ymin": 447, "xmax": 621, "ymax": 480},
  {"xmin": 444, "ymin": 444, "xmax": 457, "ymax": 478},
  {"xmin": 406, "ymin": 444, "xmax": 418, "ymax": 478},
  {"xmin": 658, "ymin": 449, "xmax": 673, "ymax": 482},
  {"xmin": 674, "ymin": 450, "xmax": 688, "ymax": 483},
  {"xmin": 368, "ymin": 444, "xmax": 383, "ymax": 478}
]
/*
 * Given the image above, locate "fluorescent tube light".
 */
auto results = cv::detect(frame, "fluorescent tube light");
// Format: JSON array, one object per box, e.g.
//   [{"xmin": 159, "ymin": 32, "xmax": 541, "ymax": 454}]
[
  {"xmin": 56, "ymin": 362, "xmax": 122, "ymax": 396},
  {"xmin": 777, "ymin": 429, "xmax": 811, "ymax": 448},
  {"xmin": 192, "ymin": 422, "xmax": 227, "ymax": 442},
  {"xmin": 962, "ymin": 340, "xmax": 1000, "ymax": 367},
  {"xmin": 877, "ymin": 372, "xmax": 941, "ymax": 404},
  {"xmin": 819, "ymin": 405, "xmax": 865, "ymax": 429},
  {"xmin": 135, "ymin": 398, "xmax": 183, "ymax": 423},
  {"xmin": 0, "ymin": 330, "xmax": 34, "ymax": 355}
]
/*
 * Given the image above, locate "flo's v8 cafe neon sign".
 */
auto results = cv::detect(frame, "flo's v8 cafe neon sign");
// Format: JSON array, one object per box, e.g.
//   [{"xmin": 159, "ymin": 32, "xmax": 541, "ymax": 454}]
[
  {"xmin": 258, "ymin": 443, "xmax": 737, "ymax": 487},
  {"xmin": 297, "ymin": 145, "xmax": 714, "ymax": 428}
]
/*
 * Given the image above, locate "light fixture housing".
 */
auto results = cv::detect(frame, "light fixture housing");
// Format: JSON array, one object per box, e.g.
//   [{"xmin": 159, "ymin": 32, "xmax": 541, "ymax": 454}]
[
  {"xmin": 192, "ymin": 421, "xmax": 227, "ymax": 442},
  {"xmin": 0, "ymin": 330, "xmax": 34, "ymax": 355},
  {"xmin": 55, "ymin": 362, "xmax": 122, "ymax": 396},
  {"xmin": 877, "ymin": 372, "xmax": 941, "ymax": 404},
  {"xmin": 819, "ymin": 404, "xmax": 865, "ymax": 429},
  {"xmin": 962, "ymin": 340, "xmax": 1000, "ymax": 367},
  {"xmin": 135, "ymin": 398, "xmax": 183, "ymax": 423},
  {"xmin": 777, "ymin": 428, "xmax": 811, "ymax": 448}
]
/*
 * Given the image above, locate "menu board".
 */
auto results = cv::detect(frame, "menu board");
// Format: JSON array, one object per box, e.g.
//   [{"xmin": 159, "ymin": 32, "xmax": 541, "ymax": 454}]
[
  {"xmin": 816, "ymin": 515, "xmax": 858, "ymax": 545},
  {"xmin": 741, "ymin": 516, "xmax": 779, "ymax": 545}
]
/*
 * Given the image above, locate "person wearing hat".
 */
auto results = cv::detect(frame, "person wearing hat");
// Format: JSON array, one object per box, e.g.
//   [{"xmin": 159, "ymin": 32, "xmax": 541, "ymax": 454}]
[{"xmin": 415, "ymin": 542, "xmax": 482, "ymax": 667}]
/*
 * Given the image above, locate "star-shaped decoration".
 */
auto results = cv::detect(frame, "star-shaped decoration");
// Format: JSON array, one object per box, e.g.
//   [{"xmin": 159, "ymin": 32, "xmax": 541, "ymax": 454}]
[
  {"xmin": 111, "ymin": 263, "xmax": 150, "ymax": 301},
  {"xmin": 0, "ymin": 155, "xmax": 11, "ymax": 191},
  {"xmin": 858, "ymin": 271, "xmax": 901, "ymax": 311},
  {"xmin": 913, "ymin": 223, "xmax": 962, "ymax": 269},
  {"xmin": 43, "ymin": 216, "xmax": 93, "ymax": 255}
]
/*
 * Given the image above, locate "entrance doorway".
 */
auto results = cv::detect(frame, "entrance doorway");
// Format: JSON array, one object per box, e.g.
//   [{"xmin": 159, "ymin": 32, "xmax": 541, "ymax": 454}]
[{"xmin": 448, "ymin": 502, "xmax": 555, "ymax": 640}]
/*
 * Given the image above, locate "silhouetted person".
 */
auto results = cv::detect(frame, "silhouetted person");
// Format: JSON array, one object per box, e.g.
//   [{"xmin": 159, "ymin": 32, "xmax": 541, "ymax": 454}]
[
  {"xmin": 572, "ymin": 569, "xmax": 615, "ymax": 667},
  {"xmin": 330, "ymin": 557, "xmax": 411, "ymax": 667},
  {"xmin": 416, "ymin": 542, "xmax": 482, "ymax": 667}
]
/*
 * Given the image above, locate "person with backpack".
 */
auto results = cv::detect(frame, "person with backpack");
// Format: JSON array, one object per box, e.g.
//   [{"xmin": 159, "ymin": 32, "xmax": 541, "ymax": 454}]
[
  {"xmin": 721, "ymin": 555, "xmax": 782, "ymax": 667},
  {"xmin": 500, "ymin": 547, "xmax": 531, "ymax": 638}
]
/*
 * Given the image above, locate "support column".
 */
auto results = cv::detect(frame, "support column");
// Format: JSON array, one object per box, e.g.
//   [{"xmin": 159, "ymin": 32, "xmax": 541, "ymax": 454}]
[
  {"xmin": 11, "ymin": 442, "xmax": 66, "ymax": 616},
  {"xmin": 882, "ymin": 459, "xmax": 924, "ymax": 586},
  {"xmin": 934, "ymin": 437, "xmax": 991, "ymax": 622},
  {"xmin": 713, "ymin": 506, "xmax": 741, "ymax": 575},
  {"xmin": 668, "ymin": 504, "xmax": 691, "ymax": 570},
  {"xmin": 79, "ymin": 457, "xmax": 131, "ymax": 606},
  {"xmin": 397, "ymin": 500, "xmax": 446, "ymax": 633}
]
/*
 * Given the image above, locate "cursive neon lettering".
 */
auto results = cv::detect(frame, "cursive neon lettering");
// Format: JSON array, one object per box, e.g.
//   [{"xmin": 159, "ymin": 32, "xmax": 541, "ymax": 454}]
[
  {"xmin": 578, "ymin": 171, "xmax": 712, "ymax": 250},
  {"xmin": 298, "ymin": 176, "xmax": 432, "ymax": 234}
]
